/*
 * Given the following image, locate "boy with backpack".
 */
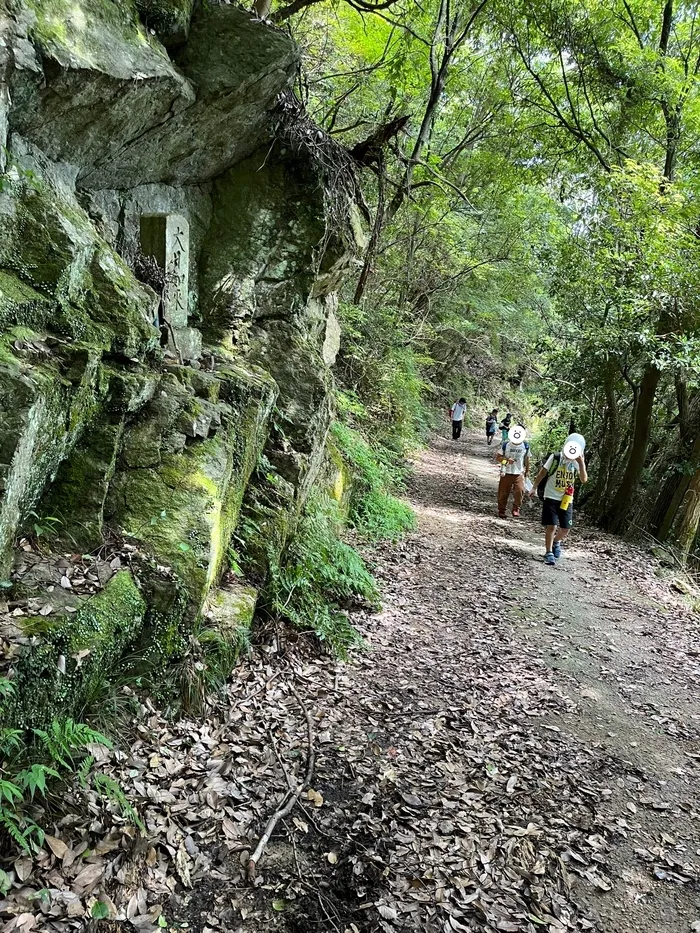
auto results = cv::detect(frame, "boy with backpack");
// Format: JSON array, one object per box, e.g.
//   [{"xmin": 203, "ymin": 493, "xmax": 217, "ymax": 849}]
[
  {"xmin": 529, "ymin": 434, "xmax": 588, "ymax": 565},
  {"xmin": 495, "ymin": 428, "xmax": 529, "ymax": 518}
]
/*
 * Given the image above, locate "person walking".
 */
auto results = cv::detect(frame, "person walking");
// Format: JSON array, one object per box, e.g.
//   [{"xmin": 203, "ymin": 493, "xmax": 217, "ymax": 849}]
[
  {"xmin": 499, "ymin": 413, "xmax": 512, "ymax": 444},
  {"xmin": 529, "ymin": 433, "xmax": 588, "ymax": 565},
  {"xmin": 496, "ymin": 429, "xmax": 529, "ymax": 518},
  {"xmin": 486, "ymin": 409, "xmax": 498, "ymax": 445},
  {"xmin": 450, "ymin": 397, "xmax": 467, "ymax": 440}
]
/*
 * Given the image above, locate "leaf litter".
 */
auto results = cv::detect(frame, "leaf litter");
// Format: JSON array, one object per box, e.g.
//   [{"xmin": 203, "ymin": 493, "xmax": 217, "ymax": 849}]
[{"xmin": 1, "ymin": 434, "xmax": 699, "ymax": 932}]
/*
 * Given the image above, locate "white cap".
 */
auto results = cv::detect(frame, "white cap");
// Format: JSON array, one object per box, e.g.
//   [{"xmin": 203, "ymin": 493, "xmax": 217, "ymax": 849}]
[
  {"xmin": 562, "ymin": 433, "xmax": 585, "ymax": 460},
  {"xmin": 565, "ymin": 433, "xmax": 585, "ymax": 450}
]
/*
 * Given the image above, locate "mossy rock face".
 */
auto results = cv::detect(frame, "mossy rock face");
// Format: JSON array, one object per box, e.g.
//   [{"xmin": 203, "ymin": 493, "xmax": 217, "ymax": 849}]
[
  {"xmin": 0, "ymin": 270, "xmax": 54, "ymax": 330},
  {"xmin": 200, "ymin": 149, "xmax": 328, "ymax": 344},
  {"xmin": 238, "ymin": 471, "xmax": 297, "ymax": 581},
  {"xmin": 0, "ymin": 172, "xmax": 159, "ymax": 357},
  {"xmin": 40, "ymin": 419, "xmax": 125, "ymax": 552},
  {"xmin": 11, "ymin": 0, "xmax": 191, "ymax": 178},
  {"xmin": 0, "ymin": 348, "xmax": 110, "ymax": 577},
  {"xmin": 1, "ymin": 571, "xmax": 146, "ymax": 729},
  {"xmin": 199, "ymin": 581, "xmax": 257, "ymax": 676},
  {"xmin": 324, "ymin": 437, "xmax": 352, "ymax": 518},
  {"xmin": 199, "ymin": 147, "xmax": 338, "ymax": 518},
  {"xmin": 135, "ymin": 574, "xmax": 189, "ymax": 673},
  {"xmin": 106, "ymin": 362, "xmax": 277, "ymax": 618},
  {"xmin": 10, "ymin": 0, "xmax": 297, "ymax": 188}
]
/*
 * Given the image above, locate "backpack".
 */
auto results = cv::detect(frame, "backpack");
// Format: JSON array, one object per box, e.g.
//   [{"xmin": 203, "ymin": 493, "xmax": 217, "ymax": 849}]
[{"xmin": 537, "ymin": 453, "xmax": 560, "ymax": 500}]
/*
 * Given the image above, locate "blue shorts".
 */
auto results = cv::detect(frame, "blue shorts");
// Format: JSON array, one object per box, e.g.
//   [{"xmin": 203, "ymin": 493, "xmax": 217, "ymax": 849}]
[{"xmin": 541, "ymin": 497, "xmax": 573, "ymax": 529}]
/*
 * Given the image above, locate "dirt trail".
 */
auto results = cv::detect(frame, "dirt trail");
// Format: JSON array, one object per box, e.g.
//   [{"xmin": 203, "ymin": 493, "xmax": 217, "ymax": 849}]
[
  {"xmin": 236, "ymin": 431, "xmax": 700, "ymax": 933},
  {"xmin": 10, "ymin": 431, "xmax": 699, "ymax": 933},
  {"xmin": 389, "ymin": 432, "xmax": 700, "ymax": 932}
]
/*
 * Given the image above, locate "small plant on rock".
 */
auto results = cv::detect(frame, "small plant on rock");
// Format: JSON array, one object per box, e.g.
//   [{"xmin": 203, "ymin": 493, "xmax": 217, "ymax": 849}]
[{"xmin": 268, "ymin": 492, "xmax": 377, "ymax": 656}]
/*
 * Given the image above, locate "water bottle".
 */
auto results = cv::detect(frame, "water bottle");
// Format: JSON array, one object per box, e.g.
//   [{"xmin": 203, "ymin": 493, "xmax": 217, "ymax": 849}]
[{"xmin": 560, "ymin": 484, "xmax": 574, "ymax": 510}]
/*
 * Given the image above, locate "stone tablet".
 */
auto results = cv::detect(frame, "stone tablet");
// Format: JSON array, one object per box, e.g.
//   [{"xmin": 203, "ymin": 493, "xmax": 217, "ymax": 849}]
[{"xmin": 140, "ymin": 213, "xmax": 189, "ymax": 328}]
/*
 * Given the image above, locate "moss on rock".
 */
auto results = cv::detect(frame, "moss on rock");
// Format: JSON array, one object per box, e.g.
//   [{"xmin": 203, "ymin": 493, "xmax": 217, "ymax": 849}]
[
  {"xmin": 199, "ymin": 580, "xmax": 257, "ymax": 675},
  {"xmin": 0, "ymin": 270, "xmax": 54, "ymax": 329},
  {"xmin": 1, "ymin": 571, "xmax": 146, "ymax": 729},
  {"xmin": 0, "ymin": 350, "xmax": 110, "ymax": 577},
  {"xmin": 41, "ymin": 420, "xmax": 125, "ymax": 551},
  {"xmin": 0, "ymin": 173, "xmax": 159, "ymax": 357},
  {"xmin": 106, "ymin": 362, "xmax": 277, "ymax": 619}
]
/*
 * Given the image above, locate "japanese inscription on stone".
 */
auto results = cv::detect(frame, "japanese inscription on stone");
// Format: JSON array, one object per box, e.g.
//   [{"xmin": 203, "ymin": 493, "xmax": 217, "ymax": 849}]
[{"xmin": 139, "ymin": 213, "xmax": 189, "ymax": 328}]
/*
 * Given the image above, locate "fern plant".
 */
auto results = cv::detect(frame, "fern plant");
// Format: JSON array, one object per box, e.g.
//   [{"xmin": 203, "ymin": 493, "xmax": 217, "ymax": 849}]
[
  {"xmin": 93, "ymin": 774, "xmax": 144, "ymax": 831},
  {"xmin": 33, "ymin": 719, "xmax": 112, "ymax": 769},
  {"xmin": 268, "ymin": 491, "xmax": 377, "ymax": 656},
  {"xmin": 0, "ymin": 718, "xmax": 114, "ymax": 854},
  {"xmin": 0, "ymin": 677, "xmax": 15, "ymax": 699}
]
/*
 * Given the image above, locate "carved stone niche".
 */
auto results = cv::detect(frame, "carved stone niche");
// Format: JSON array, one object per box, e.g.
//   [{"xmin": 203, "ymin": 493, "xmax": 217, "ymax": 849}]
[{"xmin": 140, "ymin": 213, "xmax": 202, "ymax": 361}]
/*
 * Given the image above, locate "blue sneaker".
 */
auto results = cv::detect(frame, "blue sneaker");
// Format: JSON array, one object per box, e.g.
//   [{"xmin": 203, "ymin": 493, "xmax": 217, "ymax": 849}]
[
  {"xmin": 552, "ymin": 541, "xmax": 562, "ymax": 559},
  {"xmin": 544, "ymin": 551, "xmax": 556, "ymax": 566}
]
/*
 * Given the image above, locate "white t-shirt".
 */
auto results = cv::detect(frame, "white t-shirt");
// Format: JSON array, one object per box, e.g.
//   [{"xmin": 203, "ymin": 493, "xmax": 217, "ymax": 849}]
[
  {"xmin": 543, "ymin": 455, "xmax": 580, "ymax": 501},
  {"xmin": 451, "ymin": 402, "xmax": 466, "ymax": 421},
  {"xmin": 502, "ymin": 441, "xmax": 529, "ymax": 475}
]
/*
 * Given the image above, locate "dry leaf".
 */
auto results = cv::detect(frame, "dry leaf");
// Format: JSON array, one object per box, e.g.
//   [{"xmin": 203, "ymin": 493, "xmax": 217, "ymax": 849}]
[
  {"xmin": 44, "ymin": 835, "xmax": 69, "ymax": 860},
  {"xmin": 175, "ymin": 843, "xmax": 193, "ymax": 888},
  {"xmin": 14, "ymin": 857, "xmax": 32, "ymax": 882}
]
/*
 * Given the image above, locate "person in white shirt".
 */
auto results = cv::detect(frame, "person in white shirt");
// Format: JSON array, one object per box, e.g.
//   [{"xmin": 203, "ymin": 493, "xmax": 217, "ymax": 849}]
[
  {"xmin": 495, "ymin": 430, "xmax": 529, "ymax": 518},
  {"xmin": 450, "ymin": 397, "xmax": 467, "ymax": 440}
]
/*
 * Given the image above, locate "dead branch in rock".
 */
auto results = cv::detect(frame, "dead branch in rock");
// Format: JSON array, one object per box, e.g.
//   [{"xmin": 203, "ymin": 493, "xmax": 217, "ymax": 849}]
[
  {"xmin": 273, "ymin": 90, "xmax": 370, "ymax": 239},
  {"xmin": 245, "ymin": 682, "xmax": 316, "ymax": 882}
]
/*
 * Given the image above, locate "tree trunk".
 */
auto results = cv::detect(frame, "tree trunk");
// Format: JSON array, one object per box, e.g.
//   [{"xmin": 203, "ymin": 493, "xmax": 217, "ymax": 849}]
[
  {"xmin": 676, "ymin": 467, "xmax": 700, "ymax": 561},
  {"xmin": 675, "ymin": 373, "xmax": 689, "ymax": 443},
  {"xmin": 354, "ymin": 153, "xmax": 386, "ymax": 304},
  {"xmin": 600, "ymin": 362, "xmax": 662, "ymax": 532},
  {"xmin": 591, "ymin": 365, "xmax": 620, "ymax": 518}
]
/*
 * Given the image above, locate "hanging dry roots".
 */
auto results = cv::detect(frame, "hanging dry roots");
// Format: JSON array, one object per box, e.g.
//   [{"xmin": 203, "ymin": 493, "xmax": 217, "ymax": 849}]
[{"xmin": 245, "ymin": 682, "xmax": 316, "ymax": 883}]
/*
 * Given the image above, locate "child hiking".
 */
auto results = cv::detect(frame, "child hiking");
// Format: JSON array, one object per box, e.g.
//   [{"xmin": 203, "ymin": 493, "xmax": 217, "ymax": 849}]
[
  {"xmin": 485, "ymin": 409, "xmax": 498, "ymax": 445},
  {"xmin": 495, "ymin": 428, "xmax": 529, "ymax": 518},
  {"xmin": 499, "ymin": 413, "xmax": 512, "ymax": 444},
  {"xmin": 450, "ymin": 397, "xmax": 467, "ymax": 440},
  {"xmin": 530, "ymin": 433, "xmax": 588, "ymax": 566}
]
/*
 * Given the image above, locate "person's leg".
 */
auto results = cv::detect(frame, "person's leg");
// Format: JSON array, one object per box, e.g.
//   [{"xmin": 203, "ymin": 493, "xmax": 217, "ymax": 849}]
[
  {"xmin": 512, "ymin": 474, "xmax": 525, "ymax": 512},
  {"xmin": 553, "ymin": 505, "xmax": 573, "ymax": 557},
  {"xmin": 456, "ymin": 421, "xmax": 463, "ymax": 439},
  {"xmin": 498, "ymin": 475, "xmax": 517, "ymax": 515},
  {"xmin": 452, "ymin": 421, "xmax": 459, "ymax": 440},
  {"xmin": 542, "ymin": 499, "xmax": 560, "ymax": 562},
  {"xmin": 545, "ymin": 525, "xmax": 557, "ymax": 551},
  {"xmin": 503, "ymin": 474, "xmax": 518, "ymax": 510},
  {"xmin": 497, "ymin": 476, "xmax": 509, "ymax": 515}
]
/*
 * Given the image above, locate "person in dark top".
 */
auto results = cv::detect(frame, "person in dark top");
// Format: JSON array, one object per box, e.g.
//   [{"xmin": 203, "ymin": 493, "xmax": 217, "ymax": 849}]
[
  {"xmin": 499, "ymin": 413, "xmax": 512, "ymax": 444},
  {"xmin": 485, "ymin": 409, "xmax": 498, "ymax": 445}
]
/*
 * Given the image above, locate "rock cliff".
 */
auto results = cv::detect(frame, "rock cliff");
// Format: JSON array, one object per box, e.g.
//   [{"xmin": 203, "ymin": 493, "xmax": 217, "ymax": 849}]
[{"xmin": 0, "ymin": 0, "xmax": 359, "ymax": 726}]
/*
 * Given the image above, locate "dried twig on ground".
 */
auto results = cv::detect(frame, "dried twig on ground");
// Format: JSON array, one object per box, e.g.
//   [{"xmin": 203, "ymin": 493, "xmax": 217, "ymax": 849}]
[{"xmin": 246, "ymin": 681, "xmax": 316, "ymax": 882}]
